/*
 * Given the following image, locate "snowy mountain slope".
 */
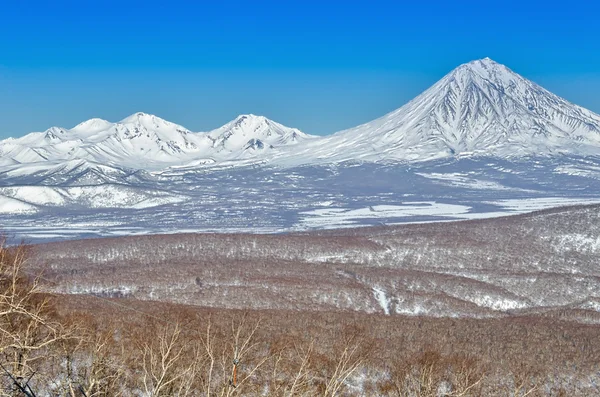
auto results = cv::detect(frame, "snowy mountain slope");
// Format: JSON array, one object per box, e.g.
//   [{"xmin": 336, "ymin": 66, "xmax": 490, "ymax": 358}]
[
  {"xmin": 0, "ymin": 184, "xmax": 185, "ymax": 212},
  {"xmin": 0, "ymin": 195, "xmax": 38, "ymax": 214},
  {"xmin": 270, "ymin": 58, "xmax": 600, "ymax": 165},
  {"xmin": 0, "ymin": 158, "xmax": 154, "ymax": 186},
  {"xmin": 2, "ymin": 58, "xmax": 600, "ymax": 223},
  {"xmin": 78, "ymin": 113, "xmax": 213, "ymax": 169},
  {"xmin": 69, "ymin": 118, "xmax": 115, "ymax": 136},
  {"xmin": 0, "ymin": 113, "xmax": 316, "ymax": 214},
  {"xmin": 0, "ymin": 113, "xmax": 200, "ymax": 170},
  {"xmin": 206, "ymin": 114, "xmax": 313, "ymax": 157},
  {"xmin": 0, "ymin": 113, "xmax": 313, "ymax": 172},
  {"xmin": 3, "ymin": 58, "xmax": 600, "ymax": 173}
]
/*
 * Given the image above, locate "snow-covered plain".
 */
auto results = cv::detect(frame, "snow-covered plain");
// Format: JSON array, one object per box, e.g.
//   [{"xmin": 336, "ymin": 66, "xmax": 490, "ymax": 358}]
[
  {"xmin": 2, "ymin": 157, "xmax": 600, "ymax": 242},
  {"xmin": 297, "ymin": 197, "xmax": 600, "ymax": 230}
]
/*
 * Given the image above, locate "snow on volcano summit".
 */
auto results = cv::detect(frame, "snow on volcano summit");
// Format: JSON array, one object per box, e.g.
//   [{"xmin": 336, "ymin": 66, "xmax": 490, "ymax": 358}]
[
  {"xmin": 272, "ymin": 57, "xmax": 600, "ymax": 165},
  {"xmin": 2, "ymin": 58, "xmax": 600, "ymax": 172}
]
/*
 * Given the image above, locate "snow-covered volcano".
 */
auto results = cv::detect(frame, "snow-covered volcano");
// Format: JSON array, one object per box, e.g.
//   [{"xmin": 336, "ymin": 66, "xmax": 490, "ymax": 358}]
[
  {"xmin": 3, "ymin": 58, "xmax": 600, "ymax": 170},
  {"xmin": 273, "ymin": 57, "xmax": 600, "ymax": 164},
  {"xmin": 3, "ymin": 58, "xmax": 600, "ymax": 237},
  {"xmin": 207, "ymin": 114, "xmax": 311, "ymax": 155}
]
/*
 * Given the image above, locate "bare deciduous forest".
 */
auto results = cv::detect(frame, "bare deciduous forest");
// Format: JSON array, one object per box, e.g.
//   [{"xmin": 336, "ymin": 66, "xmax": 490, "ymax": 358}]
[{"xmin": 3, "ymin": 204, "xmax": 600, "ymax": 395}]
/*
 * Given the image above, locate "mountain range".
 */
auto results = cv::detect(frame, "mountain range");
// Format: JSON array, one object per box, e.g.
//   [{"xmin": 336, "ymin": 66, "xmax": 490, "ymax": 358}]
[
  {"xmin": 2, "ymin": 57, "xmax": 600, "ymax": 172},
  {"xmin": 2, "ymin": 58, "xmax": 600, "ymax": 241},
  {"xmin": 0, "ymin": 112, "xmax": 313, "ymax": 172}
]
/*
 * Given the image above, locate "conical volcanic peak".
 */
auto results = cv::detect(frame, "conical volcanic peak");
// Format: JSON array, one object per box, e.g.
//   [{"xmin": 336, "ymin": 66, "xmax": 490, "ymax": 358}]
[
  {"xmin": 458, "ymin": 57, "xmax": 505, "ymax": 71},
  {"xmin": 448, "ymin": 58, "xmax": 520, "ymax": 88},
  {"xmin": 278, "ymin": 58, "xmax": 600, "ymax": 164},
  {"xmin": 1, "ymin": 59, "xmax": 600, "ymax": 171}
]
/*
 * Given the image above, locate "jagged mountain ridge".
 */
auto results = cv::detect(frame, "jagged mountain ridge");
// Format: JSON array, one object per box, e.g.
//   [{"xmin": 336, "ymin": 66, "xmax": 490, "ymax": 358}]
[{"xmin": 0, "ymin": 113, "xmax": 313, "ymax": 171}]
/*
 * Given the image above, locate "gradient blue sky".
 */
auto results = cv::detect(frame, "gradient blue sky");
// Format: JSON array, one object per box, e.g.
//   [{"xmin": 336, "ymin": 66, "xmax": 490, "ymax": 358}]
[{"xmin": 1, "ymin": 0, "xmax": 599, "ymax": 138}]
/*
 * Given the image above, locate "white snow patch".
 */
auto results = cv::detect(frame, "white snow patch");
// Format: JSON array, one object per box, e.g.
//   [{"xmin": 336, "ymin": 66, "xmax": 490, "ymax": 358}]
[
  {"xmin": 486, "ymin": 197, "xmax": 600, "ymax": 212},
  {"xmin": 372, "ymin": 287, "xmax": 390, "ymax": 315},
  {"xmin": 298, "ymin": 202, "xmax": 472, "ymax": 228},
  {"xmin": 0, "ymin": 196, "xmax": 38, "ymax": 214},
  {"xmin": 416, "ymin": 172, "xmax": 534, "ymax": 191},
  {"xmin": 554, "ymin": 234, "xmax": 600, "ymax": 253}
]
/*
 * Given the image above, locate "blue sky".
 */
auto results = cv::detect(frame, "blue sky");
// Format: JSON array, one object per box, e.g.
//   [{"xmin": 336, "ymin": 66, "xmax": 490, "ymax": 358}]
[{"xmin": 1, "ymin": 0, "xmax": 599, "ymax": 138}]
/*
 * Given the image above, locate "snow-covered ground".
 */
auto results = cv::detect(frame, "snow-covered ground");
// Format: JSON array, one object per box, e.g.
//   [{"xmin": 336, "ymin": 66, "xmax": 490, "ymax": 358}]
[
  {"xmin": 3, "ymin": 157, "xmax": 600, "ymax": 242},
  {"xmin": 2, "ymin": 58, "xmax": 600, "ymax": 241},
  {"xmin": 297, "ymin": 198, "xmax": 600, "ymax": 229}
]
